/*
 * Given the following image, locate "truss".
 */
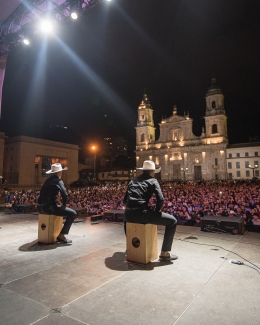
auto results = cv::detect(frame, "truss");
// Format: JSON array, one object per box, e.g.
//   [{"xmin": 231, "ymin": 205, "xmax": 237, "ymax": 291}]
[{"xmin": 0, "ymin": 0, "xmax": 105, "ymax": 56}]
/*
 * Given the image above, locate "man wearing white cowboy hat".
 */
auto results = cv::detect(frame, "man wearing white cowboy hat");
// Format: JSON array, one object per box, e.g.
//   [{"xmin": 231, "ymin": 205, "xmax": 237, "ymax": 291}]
[
  {"xmin": 123, "ymin": 160, "xmax": 178, "ymax": 261},
  {"xmin": 37, "ymin": 163, "xmax": 77, "ymax": 244}
]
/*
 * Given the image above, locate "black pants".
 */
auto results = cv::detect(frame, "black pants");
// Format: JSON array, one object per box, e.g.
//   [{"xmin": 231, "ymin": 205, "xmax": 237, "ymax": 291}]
[
  {"xmin": 38, "ymin": 205, "xmax": 77, "ymax": 235},
  {"xmin": 124, "ymin": 209, "xmax": 177, "ymax": 252}
]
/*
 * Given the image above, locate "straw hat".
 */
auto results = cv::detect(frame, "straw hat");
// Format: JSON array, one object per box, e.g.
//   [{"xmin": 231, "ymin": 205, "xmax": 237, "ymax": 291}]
[
  {"xmin": 136, "ymin": 160, "xmax": 161, "ymax": 173},
  {"xmin": 46, "ymin": 163, "xmax": 68, "ymax": 174}
]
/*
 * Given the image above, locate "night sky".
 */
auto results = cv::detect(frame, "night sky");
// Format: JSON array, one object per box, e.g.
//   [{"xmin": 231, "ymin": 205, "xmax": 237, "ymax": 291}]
[{"xmin": 0, "ymin": 0, "xmax": 259, "ymax": 160}]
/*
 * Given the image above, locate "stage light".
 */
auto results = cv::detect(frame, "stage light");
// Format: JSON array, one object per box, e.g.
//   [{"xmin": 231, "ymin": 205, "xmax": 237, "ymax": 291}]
[
  {"xmin": 71, "ymin": 12, "xmax": 78, "ymax": 19},
  {"xmin": 23, "ymin": 38, "xmax": 30, "ymax": 45},
  {"xmin": 70, "ymin": 0, "xmax": 81, "ymax": 20},
  {"xmin": 40, "ymin": 20, "xmax": 53, "ymax": 33}
]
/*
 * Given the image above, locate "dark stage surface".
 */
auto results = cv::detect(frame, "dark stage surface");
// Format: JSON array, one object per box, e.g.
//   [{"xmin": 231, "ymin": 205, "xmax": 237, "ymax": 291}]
[{"xmin": 0, "ymin": 211, "xmax": 259, "ymax": 325}]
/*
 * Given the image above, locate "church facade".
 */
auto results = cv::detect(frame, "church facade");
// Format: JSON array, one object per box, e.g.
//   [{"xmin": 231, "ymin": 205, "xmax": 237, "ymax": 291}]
[{"xmin": 135, "ymin": 78, "xmax": 228, "ymax": 181}]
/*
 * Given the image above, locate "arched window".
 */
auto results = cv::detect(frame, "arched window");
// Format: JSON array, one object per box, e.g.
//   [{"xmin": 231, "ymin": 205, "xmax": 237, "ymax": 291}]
[
  {"xmin": 212, "ymin": 124, "xmax": 218, "ymax": 134},
  {"xmin": 212, "ymin": 101, "xmax": 216, "ymax": 108},
  {"xmin": 141, "ymin": 134, "xmax": 145, "ymax": 142}
]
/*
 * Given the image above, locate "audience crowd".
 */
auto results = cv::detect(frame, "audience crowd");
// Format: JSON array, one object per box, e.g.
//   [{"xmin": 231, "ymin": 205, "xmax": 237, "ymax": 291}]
[{"xmin": 2, "ymin": 180, "xmax": 260, "ymax": 229}]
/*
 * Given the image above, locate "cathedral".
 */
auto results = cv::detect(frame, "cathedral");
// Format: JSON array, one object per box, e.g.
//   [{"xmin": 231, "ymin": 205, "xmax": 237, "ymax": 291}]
[{"xmin": 135, "ymin": 78, "xmax": 228, "ymax": 181}]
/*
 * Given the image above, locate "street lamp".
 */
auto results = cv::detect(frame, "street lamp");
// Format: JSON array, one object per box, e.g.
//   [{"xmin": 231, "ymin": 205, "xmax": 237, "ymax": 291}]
[
  {"xmin": 181, "ymin": 167, "xmax": 188, "ymax": 181},
  {"xmin": 248, "ymin": 164, "xmax": 259, "ymax": 178},
  {"xmin": 92, "ymin": 146, "xmax": 96, "ymax": 180}
]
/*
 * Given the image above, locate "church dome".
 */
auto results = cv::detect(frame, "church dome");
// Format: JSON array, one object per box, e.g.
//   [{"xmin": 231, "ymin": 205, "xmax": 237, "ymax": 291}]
[{"xmin": 206, "ymin": 77, "xmax": 222, "ymax": 96}]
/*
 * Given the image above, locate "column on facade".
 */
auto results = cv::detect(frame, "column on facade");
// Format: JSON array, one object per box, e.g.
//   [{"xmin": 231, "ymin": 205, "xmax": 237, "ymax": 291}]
[
  {"xmin": 164, "ymin": 152, "xmax": 168, "ymax": 180},
  {"xmin": 183, "ymin": 152, "xmax": 187, "ymax": 180},
  {"xmin": 202, "ymin": 151, "xmax": 206, "ymax": 180}
]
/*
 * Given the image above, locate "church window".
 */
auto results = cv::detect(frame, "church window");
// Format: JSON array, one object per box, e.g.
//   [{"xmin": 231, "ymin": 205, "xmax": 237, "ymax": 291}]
[
  {"xmin": 141, "ymin": 134, "xmax": 145, "ymax": 142},
  {"xmin": 173, "ymin": 132, "xmax": 178, "ymax": 140},
  {"xmin": 215, "ymin": 158, "xmax": 218, "ymax": 166},
  {"xmin": 212, "ymin": 101, "xmax": 216, "ymax": 108},
  {"xmin": 141, "ymin": 114, "xmax": 144, "ymax": 120},
  {"xmin": 212, "ymin": 124, "xmax": 218, "ymax": 134}
]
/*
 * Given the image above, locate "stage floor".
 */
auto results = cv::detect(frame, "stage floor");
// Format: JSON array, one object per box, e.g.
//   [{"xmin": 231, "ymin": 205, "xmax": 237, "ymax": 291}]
[{"xmin": 0, "ymin": 211, "xmax": 259, "ymax": 325}]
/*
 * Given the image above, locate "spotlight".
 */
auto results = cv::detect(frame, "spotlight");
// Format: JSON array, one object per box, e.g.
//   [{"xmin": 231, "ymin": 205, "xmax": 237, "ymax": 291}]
[
  {"xmin": 71, "ymin": 12, "xmax": 78, "ymax": 19},
  {"xmin": 40, "ymin": 20, "xmax": 53, "ymax": 33},
  {"xmin": 23, "ymin": 38, "xmax": 30, "ymax": 45},
  {"xmin": 70, "ymin": 0, "xmax": 82, "ymax": 20}
]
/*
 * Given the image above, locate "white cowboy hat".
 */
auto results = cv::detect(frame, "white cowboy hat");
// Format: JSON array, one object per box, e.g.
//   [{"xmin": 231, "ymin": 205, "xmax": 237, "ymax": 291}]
[
  {"xmin": 136, "ymin": 160, "xmax": 161, "ymax": 173},
  {"xmin": 46, "ymin": 163, "xmax": 68, "ymax": 174}
]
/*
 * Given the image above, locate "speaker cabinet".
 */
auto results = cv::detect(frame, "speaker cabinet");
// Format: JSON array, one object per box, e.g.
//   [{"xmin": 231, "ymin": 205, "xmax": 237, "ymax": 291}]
[
  {"xmin": 201, "ymin": 215, "xmax": 245, "ymax": 234},
  {"xmin": 13, "ymin": 204, "xmax": 35, "ymax": 213}
]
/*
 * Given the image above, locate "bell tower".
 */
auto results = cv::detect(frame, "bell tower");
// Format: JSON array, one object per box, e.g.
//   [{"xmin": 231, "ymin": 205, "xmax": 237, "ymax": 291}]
[
  {"xmin": 136, "ymin": 93, "xmax": 156, "ymax": 145},
  {"xmin": 204, "ymin": 77, "xmax": 228, "ymax": 142}
]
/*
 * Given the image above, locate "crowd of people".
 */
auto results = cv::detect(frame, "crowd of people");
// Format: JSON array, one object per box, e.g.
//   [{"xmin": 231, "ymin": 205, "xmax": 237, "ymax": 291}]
[{"xmin": 2, "ymin": 180, "xmax": 260, "ymax": 229}]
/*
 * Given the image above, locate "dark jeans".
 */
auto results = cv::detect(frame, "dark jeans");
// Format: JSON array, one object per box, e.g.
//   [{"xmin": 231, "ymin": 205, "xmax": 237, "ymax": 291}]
[
  {"xmin": 38, "ymin": 205, "xmax": 77, "ymax": 235},
  {"xmin": 124, "ymin": 208, "xmax": 177, "ymax": 252}
]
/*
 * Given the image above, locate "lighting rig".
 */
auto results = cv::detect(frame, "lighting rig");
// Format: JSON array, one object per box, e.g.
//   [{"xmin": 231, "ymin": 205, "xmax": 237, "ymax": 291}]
[{"xmin": 0, "ymin": 0, "xmax": 111, "ymax": 56}]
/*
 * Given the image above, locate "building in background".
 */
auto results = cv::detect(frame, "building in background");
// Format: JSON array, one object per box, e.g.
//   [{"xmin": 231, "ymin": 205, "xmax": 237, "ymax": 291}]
[
  {"xmin": 3, "ymin": 135, "xmax": 79, "ymax": 187},
  {"xmin": 135, "ymin": 78, "xmax": 228, "ymax": 181},
  {"xmin": 101, "ymin": 136, "xmax": 128, "ymax": 167},
  {"xmin": 226, "ymin": 143, "xmax": 260, "ymax": 179},
  {"xmin": 98, "ymin": 167, "xmax": 136, "ymax": 182}
]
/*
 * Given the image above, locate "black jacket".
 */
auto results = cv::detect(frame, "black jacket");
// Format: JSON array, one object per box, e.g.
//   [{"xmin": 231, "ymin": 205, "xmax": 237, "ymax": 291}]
[
  {"xmin": 123, "ymin": 173, "xmax": 164, "ymax": 212},
  {"xmin": 38, "ymin": 175, "xmax": 68, "ymax": 207}
]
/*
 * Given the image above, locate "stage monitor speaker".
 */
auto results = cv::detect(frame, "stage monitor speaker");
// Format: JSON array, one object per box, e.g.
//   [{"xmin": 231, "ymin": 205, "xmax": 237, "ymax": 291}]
[
  {"xmin": 115, "ymin": 212, "xmax": 124, "ymax": 222},
  {"xmin": 73, "ymin": 207, "xmax": 87, "ymax": 218},
  {"xmin": 12, "ymin": 204, "xmax": 35, "ymax": 213},
  {"xmin": 201, "ymin": 215, "xmax": 245, "ymax": 234},
  {"xmin": 102, "ymin": 212, "xmax": 116, "ymax": 221}
]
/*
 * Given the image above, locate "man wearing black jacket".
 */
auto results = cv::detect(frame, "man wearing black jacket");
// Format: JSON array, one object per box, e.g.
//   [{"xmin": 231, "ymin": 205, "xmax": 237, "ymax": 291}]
[
  {"xmin": 124, "ymin": 160, "xmax": 178, "ymax": 261},
  {"xmin": 37, "ymin": 163, "xmax": 77, "ymax": 243}
]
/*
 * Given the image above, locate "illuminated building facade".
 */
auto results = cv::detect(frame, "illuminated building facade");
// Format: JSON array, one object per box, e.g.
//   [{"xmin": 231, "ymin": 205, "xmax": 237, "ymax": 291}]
[
  {"xmin": 135, "ymin": 78, "xmax": 228, "ymax": 181},
  {"xmin": 3, "ymin": 135, "xmax": 79, "ymax": 187}
]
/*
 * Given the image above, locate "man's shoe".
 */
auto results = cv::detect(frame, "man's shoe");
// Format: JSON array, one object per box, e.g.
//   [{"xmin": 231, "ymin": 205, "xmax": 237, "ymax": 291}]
[
  {"xmin": 56, "ymin": 237, "xmax": 72, "ymax": 244},
  {"xmin": 159, "ymin": 254, "xmax": 178, "ymax": 261}
]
